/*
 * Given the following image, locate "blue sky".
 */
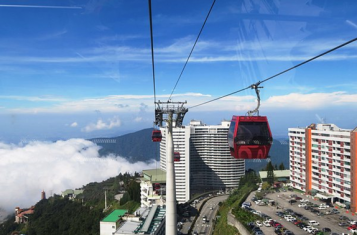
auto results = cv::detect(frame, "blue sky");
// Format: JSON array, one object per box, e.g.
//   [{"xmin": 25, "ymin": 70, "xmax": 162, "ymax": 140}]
[{"xmin": 0, "ymin": 0, "xmax": 357, "ymax": 142}]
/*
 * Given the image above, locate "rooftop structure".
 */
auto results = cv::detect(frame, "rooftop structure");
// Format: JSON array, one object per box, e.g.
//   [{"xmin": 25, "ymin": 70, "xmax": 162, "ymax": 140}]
[{"xmin": 114, "ymin": 205, "xmax": 165, "ymax": 235}]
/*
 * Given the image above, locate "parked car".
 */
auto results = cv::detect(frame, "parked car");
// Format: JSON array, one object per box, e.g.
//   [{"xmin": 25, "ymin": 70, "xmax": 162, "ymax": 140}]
[
  {"xmin": 339, "ymin": 221, "xmax": 349, "ymax": 227},
  {"xmin": 288, "ymin": 199, "xmax": 297, "ymax": 204},
  {"xmin": 350, "ymin": 220, "xmax": 357, "ymax": 225},
  {"xmin": 263, "ymin": 221, "xmax": 271, "ymax": 227},
  {"xmin": 308, "ymin": 220, "xmax": 320, "ymax": 226},
  {"xmin": 256, "ymin": 220, "xmax": 263, "ymax": 227},
  {"xmin": 298, "ymin": 203, "xmax": 307, "ymax": 208},
  {"xmin": 331, "ymin": 208, "xmax": 340, "ymax": 214}
]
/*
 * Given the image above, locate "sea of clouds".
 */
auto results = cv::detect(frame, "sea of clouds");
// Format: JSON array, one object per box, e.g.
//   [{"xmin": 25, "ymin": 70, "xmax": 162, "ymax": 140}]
[{"xmin": 0, "ymin": 139, "xmax": 157, "ymax": 213}]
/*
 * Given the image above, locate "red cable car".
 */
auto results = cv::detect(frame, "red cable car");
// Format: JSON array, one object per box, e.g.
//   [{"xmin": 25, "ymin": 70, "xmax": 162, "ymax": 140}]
[
  {"xmin": 152, "ymin": 130, "xmax": 162, "ymax": 142},
  {"xmin": 174, "ymin": 152, "xmax": 180, "ymax": 162},
  {"xmin": 228, "ymin": 115, "xmax": 272, "ymax": 159},
  {"xmin": 154, "ymin": 183, "xmax": 160, "ymax": 190}
]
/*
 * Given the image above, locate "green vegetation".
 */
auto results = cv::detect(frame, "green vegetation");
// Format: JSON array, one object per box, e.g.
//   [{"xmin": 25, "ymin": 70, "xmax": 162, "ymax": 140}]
[
  {"xmin": 0, "ymin": 173, "xmax": 140, "ymax": 235},
  {"xmin": 213, "ymin": 171, "xmax": 259, "ymax": 235},
  {"xmin": 213, "ymin": 203, "xmax": 238, "ymax": 235}
]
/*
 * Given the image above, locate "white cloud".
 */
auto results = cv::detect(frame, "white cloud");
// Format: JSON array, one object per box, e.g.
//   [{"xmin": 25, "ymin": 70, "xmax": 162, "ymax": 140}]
[
  {"xmin": 4, "ymin": 93, "xmax": 210, "ymax": 114},
  {"xmin": 264, "ymin": 92, "xmax": 357, "ymax": 109},
  {"xmin": 70, "ymin": 122, "xmax": 78, "ymax": 127},
  {"xmin": 0, "ymin": 139, "xmax": 156, "ymax": 212},
  {"xmin": 3, "ymin": 91, "xmax": 357, "ymax": 115},
  {"xmin": 134, "ymin": 117, "xmax": 143, "ymax": 122},
  {"xmin": 82, "ymin": 117, "xmax": 121, "ymax": 132}
]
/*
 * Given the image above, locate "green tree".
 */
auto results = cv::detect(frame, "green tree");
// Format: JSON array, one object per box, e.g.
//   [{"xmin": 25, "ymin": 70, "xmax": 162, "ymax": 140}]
[
  {"xmin": 279, "ymin": 162, "xmax": 285, "ymax": 170},
  {"xmin": 261, "ymin": 181, "xmax": 270, "ymax": 190},
  {"xmin": 266, "ymin": 161, "xmax": 275, "ymax": 185}
]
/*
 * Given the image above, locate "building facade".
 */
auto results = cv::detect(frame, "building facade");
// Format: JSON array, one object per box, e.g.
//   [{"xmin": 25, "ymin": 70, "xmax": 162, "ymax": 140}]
[
  {"xmin": 140, "ymin": 169, "xmax": 166, "ymax": 207},
  {"xmin": 289, "ymin": 123, "xmax": 357, "ymax": 211},
  {"xmin": 160, "ymin": 120, "xmax": 245, "ymax": 203}
]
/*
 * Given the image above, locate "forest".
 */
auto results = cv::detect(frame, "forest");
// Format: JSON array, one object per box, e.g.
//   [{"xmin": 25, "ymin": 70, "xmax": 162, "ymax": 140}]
[{"xmin": 0, "ymin": 172, "xmax": 141, "ymax": 235}]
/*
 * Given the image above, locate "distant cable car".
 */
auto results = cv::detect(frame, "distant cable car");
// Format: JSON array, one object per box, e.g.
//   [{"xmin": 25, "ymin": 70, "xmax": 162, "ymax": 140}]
[
  {"xmin": 154, "ymin": 183, "xmax": 160, "ymax": 190},
  {"xmin": 174, "ymin": 152, "xmax": 180, "ymax": 162},
  {"xmin": 228, "ymin": 115, "xmax": 272, "ymax": 159},
  {"xmin": 152, "ymin": 130, "xmax": 162, "ymax": 142}
]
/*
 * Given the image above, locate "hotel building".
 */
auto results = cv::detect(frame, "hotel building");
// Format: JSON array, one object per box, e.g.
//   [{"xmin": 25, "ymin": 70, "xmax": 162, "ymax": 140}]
[{"xmin": 289, "ymin": 123, "xmax": 357, "ymax": 211}]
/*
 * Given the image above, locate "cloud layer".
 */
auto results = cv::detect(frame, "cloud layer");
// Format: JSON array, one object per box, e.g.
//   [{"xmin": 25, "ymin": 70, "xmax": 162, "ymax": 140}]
[{"xmin": 0, "ymin": 139, "xmax": 156, "ymax": 212}]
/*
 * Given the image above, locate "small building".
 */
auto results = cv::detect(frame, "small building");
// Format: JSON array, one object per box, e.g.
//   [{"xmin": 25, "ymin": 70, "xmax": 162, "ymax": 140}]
[
  {"xmin": 140, "ymin": 169, "xmax": 166, "ymax": 207},
  {"xmin": 61, "ymin": 189, "xmax": 84, "ymax": 200},
  {"xmin": 259, "ymin": 170, "xmax": 290, "ymax": 184},
  {"xmin": 15, "ymin": 206, "xmax": 35, "ymax": 224},
  {"xmin": 100, "ymin": 209, "xmax": 128, "ymax": 235}
]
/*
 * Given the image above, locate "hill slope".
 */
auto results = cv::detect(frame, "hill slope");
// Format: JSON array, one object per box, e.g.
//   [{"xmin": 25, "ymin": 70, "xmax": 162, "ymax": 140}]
[{"xmin": 91, "ymin": 128, "xmax": 160, "ymax": 162}]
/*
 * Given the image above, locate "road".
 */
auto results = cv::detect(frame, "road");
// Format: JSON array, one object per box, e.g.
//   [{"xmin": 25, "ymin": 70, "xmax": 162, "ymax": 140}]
[{"xmin": 192, "ymin": 195, "xmax": 229, "ymax": 235}]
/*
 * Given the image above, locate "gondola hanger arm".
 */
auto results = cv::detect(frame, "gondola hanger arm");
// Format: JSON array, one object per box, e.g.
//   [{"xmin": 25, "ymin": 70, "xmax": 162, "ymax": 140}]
[{"xmin": 247, "ymin": 82, "xmax": 263, "ymax": 117}]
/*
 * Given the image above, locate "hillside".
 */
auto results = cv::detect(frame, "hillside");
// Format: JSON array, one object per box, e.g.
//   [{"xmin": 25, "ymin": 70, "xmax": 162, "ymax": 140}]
[{"xmin": 91, "ymin": 128, "xmax": 160, "ymax": 162}]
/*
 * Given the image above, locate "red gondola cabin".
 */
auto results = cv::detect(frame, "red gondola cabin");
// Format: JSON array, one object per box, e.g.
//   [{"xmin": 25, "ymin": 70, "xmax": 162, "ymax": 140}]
[
  {"xmin": 228, "ymin": 115, "xmax": 272, "ymax": 159},
  {"xmin": 174, "ymin": 152, "xmax": 180, "ymax": 162},
  {"xmin": 154, "ymin": 183, "xmax": 160, "ymax": 190},
  {"xmin": 152, "ymin": 130, "xmax": 162, "ymax": 142}
]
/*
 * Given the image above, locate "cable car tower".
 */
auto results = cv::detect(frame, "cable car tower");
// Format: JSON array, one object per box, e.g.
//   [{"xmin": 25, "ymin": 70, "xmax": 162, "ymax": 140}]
[{"xmin": 154, "ymin": 100, "xmax": 187, "ymax": 235}]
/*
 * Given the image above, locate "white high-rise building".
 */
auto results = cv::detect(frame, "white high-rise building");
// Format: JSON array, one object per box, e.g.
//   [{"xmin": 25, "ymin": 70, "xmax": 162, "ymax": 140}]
[
  {"xmin": 160, "ymin": 120, "xmax": 245, "ymax": 203},
  {"xmin": 289, "ymin": 123, "xmax": 357, "ymax": 211}
]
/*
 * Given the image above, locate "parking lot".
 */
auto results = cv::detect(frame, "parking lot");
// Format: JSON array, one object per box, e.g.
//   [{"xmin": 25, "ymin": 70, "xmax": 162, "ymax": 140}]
[{"xmin": 246, "ymin": 189, "xmax": 357, "ymax": 235}]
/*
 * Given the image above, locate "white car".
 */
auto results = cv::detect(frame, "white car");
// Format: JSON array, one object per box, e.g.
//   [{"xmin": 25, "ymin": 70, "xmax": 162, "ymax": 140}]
[
  {"xmin": 303, "ymin": 226, "xmax": 314, "ymax": 231},
  {"xmin": 298, "ymin": 203, "xmax": 307, "ymax": 207},
  {"xmin": 263, "ymin": 221, "xmax": 271, "ymax": 227},
  {"xmin": 349, "ymin": 220, "xmax": 357, "ymax": 225},
  {"xmin": 284, "ymin": 215, "xmax": 293, "ymax": 220},
  {"xmin": 307, "ymin": 227, "xmax": 317, "ymax": 233},
  {"xmin": 287, "ymin": 217, "xmax": 296, "ymax": 222},
  {"xmin": 308, "ymin": 220, "xmax": 320, "ymax": 226},
  {"xmin": 256, "ymin": 220, "xmax": 263, "ymax": 227},
  {"xmin": 300, "ymin": 199, "xmax": 309, "ymax": 203}
]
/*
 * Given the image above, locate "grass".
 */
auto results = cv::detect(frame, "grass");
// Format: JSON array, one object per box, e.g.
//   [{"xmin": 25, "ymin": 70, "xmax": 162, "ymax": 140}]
[
  {"xmin": 115, "ymin": 200, "xmax": 140, "ymax": 214},
  {"xmin": 213, "ymin": 202, "xmax": 239, "ymax": 235}
]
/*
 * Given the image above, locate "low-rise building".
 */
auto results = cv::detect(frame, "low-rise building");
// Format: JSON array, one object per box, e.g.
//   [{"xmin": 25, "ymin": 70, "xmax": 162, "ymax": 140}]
[
  {"xmin": 100, "ymin": 209, "xmax": 128, "ymax": 235},
  {"xmin": 15, "ymin": 206, "xmax": 35, "ymax": 224},
  {"xmin": 61, "ymin": 189, "xmax": 84, "ymax": 199}
]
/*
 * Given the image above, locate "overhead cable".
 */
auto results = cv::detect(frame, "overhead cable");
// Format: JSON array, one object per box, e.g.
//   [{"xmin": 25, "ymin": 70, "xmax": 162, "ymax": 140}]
[
  {"xmin": 168, "ymin": 0, "xmax": 217, "ymax": 100},
  {"xmin": 148, "ymin": 0, "xmax": 157, "ymax": 105},
  {"xmin": 189, "ymin": 37, "xmax": 357, "ymax": 109}
]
